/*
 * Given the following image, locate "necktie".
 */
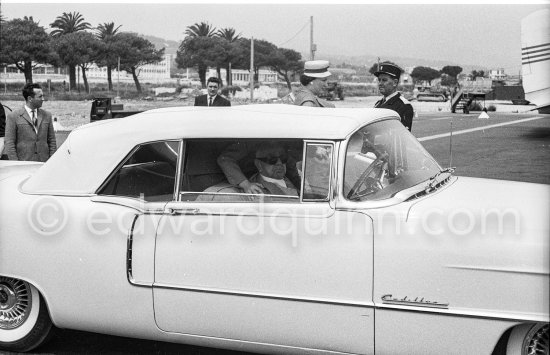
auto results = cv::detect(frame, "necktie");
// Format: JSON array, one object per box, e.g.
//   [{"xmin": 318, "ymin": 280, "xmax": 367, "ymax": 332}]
[
  {"xmin": 379, "ymin": 97, "xmax": 386, "ymax": 106},
  {"xmin": 209, "ymin": 97, "xmax": 213, "ymax": 106},
  {"xmin": 32, "ymin": 110, "xmax": 37, "ymax": 128}
]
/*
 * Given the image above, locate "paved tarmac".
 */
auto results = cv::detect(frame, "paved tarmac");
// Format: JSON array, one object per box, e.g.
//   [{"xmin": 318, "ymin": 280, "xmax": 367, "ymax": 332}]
[{"xmin": 17, "ymin": 107, "xmax": 550, "ymax": 355}]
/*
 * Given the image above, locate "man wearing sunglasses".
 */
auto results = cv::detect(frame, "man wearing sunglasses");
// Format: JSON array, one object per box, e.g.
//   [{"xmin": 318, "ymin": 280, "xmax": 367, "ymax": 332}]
[{"xmin": 248, "ymin": 142, "xmax": 298, "ymax": 196}]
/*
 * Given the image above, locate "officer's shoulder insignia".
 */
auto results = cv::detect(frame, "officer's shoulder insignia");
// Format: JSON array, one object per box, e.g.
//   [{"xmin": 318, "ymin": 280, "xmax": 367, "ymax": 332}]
[
  {"xmin": 399, "ymin": 96, "xmax": 411, "ymax": 104},
  {"xmin": 281, "ymin": 92, "xmax": 296, "ymax": 105}
]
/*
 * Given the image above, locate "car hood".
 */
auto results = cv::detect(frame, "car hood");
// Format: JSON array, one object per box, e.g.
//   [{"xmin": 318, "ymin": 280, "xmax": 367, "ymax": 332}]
[
  {"xmin": 374, "ymin": 176, "xmax": 549, "ymax": 320},
  {"xmin": 0, "ymin": 161, "xmax": 43, "ymax": 182}
]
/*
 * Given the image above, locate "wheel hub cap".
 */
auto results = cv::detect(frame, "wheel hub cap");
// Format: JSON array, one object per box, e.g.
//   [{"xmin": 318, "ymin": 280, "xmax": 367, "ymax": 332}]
[
  {"xmin": 0, "ymin": 277, "xmax": 32, "ymax": 330},
  {"xmin": 526, "ymin": 323, "xmax": 549, "ymax": 355}
]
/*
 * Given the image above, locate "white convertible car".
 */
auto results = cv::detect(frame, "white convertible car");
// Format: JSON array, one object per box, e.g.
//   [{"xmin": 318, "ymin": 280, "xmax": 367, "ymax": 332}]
[{"xmin": 0, "ymin": 105, "xmax": 548, "ymax": 354}]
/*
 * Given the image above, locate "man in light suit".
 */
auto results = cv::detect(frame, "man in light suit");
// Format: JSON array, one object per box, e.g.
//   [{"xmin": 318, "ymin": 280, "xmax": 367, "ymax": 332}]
[
  {"xmin": 198, "ymin": 142, "xmax": 298, "ymax": 202},
  {"xmin": 4, "ymin": 83, "xmax": 57, "ymax": 162},
  {"xmin": 245, "ymin": 141, "xmax": 298, "ymax": 196},
  {"xmin": 194, "ymin": 77, "xmax": 231, "ymax": 107}
]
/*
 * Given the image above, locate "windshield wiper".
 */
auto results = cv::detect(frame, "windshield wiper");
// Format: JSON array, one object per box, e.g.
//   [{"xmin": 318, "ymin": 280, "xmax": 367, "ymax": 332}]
[{"xmin": 426, "ymin": 167, "xmax": 455, "ymax": 192}]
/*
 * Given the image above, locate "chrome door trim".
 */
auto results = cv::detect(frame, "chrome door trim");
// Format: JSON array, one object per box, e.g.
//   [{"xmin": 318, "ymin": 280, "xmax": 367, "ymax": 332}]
[
  {"xmin": 152, "ymin": 281, "xmax": 374, "ymax": 308},
  {"xmin": 301, "ymin": 140, "xmax": 336, "ymax": 203},
  {"xmin": 375, "ymin": 303, "xmax": 550, "ymax": 323},
  {"xmin": 127, "ymin": 214, "xmax": 153, "ymax": 288},
  {"xmin": 173, "ymin": 139, "xmax": 185, "ymax": 201}
]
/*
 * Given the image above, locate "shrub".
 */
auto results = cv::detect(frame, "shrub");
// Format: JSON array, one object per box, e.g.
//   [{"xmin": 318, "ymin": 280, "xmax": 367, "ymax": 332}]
[
  {"xmin": 221, "ymin": 85, "xmax": 242, "ymax": 97},
  {"xmin": 468, "ymin": 101, "xmax": 483, "ymax": 111},
  {"xmin": 487, "ymin": 105, "xmax": 496, "ymax": 111}
]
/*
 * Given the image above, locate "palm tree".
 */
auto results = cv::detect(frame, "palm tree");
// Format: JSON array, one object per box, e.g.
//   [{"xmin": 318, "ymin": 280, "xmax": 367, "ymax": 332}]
[
  {"xmin": 96, "ymin": 22, "xmax": 121, "ymax": 39},
  {"xmin": 184, "ymin": 22, "xmax": 218, "ymax": 84},
  {"xmin": 50, "ymin": 12, "xmax": 91, "ymax": 90},
  {"xmin": 216, "ymin": 28, "xmax": 241, "ymax": 86},
  {"xmin": 96, "ymin": 22, "xmax": 122, "ymax": 91},
  {"xmin": 185, "ymin": 22, "xmax": 216, "ymax": 38},
  {"xmin": 49, "ymin": 12, "xmax": 91, "ymax": 37},
  {"xmin": 216, "ymin": 28, "xmax": 241, "ymax": 42}
]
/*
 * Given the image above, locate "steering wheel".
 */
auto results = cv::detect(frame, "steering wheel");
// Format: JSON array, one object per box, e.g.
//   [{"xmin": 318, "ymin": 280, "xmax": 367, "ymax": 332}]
[{"xmin": 347, "ymin": 155, "xmax": 388, "ymax": 200}]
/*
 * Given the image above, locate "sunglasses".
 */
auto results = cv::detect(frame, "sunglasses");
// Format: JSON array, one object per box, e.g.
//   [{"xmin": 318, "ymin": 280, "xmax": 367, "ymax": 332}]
[{"xmin": 256, "ymin": 154, "xmax": 288, "ymax": 165}]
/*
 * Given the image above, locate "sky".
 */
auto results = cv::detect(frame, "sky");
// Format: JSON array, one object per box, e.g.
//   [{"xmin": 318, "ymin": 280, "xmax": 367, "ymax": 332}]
[{"xmin": 2, "ymin": 1, "xmax": 549, "ymax": 72}]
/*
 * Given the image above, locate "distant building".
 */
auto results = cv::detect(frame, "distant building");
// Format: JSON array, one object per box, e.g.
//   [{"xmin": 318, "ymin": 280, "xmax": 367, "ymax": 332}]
[
  {"xmin": 0, "ymin": 54, "xmax": 173, "ymax": 83},
  {"xmin": 207, "ymin": 68, "xmax": 278, "ymax": 85},
  {"xmin": 489, "ymin": 68, "xmax": 507, "ymax": 81},
  {"xmin": 458, "ymin": 77, "xmax": 493, "ymax": 92},
  {"xmin": 87, "ymin": 54, "xmax": 172, "ymax": 81}
]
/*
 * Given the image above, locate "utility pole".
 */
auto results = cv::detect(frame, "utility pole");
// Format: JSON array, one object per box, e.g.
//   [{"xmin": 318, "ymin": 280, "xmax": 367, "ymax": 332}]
[
  {"xmin": 310, "ymin": 16, "xmax": 316, "ymax": 60},
  {"xmin": 250, "ymin": 37, "xmax": 254, "ymax": 101},
  {"xmin": 117, "ymin": 56, "xmax": 120, "ymax": 100}
]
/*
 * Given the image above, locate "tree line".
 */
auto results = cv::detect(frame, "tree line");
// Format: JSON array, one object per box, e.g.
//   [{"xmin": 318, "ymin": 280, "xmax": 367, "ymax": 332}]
[
  {"xmin": 176, "ymin": 22, "xmax": 302, "ymax": 90},
  {"xmin": 367, "ymin": 62, "xmax": 488, "ymax": 88},
  {"xmin": 0, "ymin": 13, "xmax": 304, "ymax": 93}
]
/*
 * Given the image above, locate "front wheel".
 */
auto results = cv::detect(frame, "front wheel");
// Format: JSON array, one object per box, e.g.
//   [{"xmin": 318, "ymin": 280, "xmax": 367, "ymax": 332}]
[
  {"xmin": 506, "ymin": 323, "xmax": 549, "ymax": 355},
  {"xmin": 0, "ymin": 277, "xmax": 53, "ymax": 352}
]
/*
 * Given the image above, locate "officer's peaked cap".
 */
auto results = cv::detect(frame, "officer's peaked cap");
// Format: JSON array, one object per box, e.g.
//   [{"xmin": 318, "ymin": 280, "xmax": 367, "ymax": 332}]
[
  {"xmin": 303, "ymin": 60, "xmax": 331, "ymax": 78},
  {"xmin": 374, "ymin": 62, "xmax": 403, "ymax": 79}
]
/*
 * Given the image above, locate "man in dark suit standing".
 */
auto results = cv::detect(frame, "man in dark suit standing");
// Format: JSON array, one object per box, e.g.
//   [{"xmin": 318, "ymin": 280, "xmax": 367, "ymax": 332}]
[
  {"xmin": 194, "ymin": 77, "xmax": 231, "ymax": 107},
  {"xmin": 374, "ymin": 62, "xmax": 414, "ymax": 131},
  {"xmin": 4, "ymin": 83, "xmax": 57, "ymax": 162}
]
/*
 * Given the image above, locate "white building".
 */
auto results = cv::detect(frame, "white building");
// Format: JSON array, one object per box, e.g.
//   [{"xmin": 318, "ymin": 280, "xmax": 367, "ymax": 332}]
[
  {"xmin": 207, "ymin": 68, "xmax": 278, "ymax": 85},
  {"xmin": 489, "ymin": 68, "xmax": 507, "ymax": 81},
  {"xmin": 0, "ymin": 54, "xmax": 172, "ymax": 83}
]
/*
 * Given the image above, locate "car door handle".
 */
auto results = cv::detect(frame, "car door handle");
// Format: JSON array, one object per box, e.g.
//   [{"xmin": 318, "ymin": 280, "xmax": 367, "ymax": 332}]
[{"xmin": 166, "ymin": 208, "xmax": 200, "ymax": 215}]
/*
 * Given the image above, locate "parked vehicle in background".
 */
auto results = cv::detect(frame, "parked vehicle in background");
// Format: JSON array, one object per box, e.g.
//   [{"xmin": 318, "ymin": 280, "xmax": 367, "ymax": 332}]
[
  {"xmin": 90, "ymin": 97, "xmax": 143, "ymax": 122},
  {"xmin": 415, "ymin": 93, "xmax": 447, "ymax": 102},
  {"xmin": 320, "ymin": 80, "xmax": 344, "ymax": 101}
]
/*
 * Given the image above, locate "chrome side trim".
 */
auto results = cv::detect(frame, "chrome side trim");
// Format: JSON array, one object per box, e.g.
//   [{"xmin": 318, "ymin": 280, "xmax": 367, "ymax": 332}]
[
  {"xmin": 375, "ymin": 303, "xmax": 550, "ymax": 323},
  {"xmin": 445, "ymin": 264, "xmax": 550, "ymax": 276},
  {"xmin": 302, "ymin": 140, "xmax": 336, "ymax": 203},
  {"xmin": 126, "ymin": 214, "xmax": 153, "ymax": 288},
  {"xmin": 91, "ymin": 195, "xmax": 166, "ymax": 214},
  {"xmin": 153, "ymin": 282, "xmax": 374, "ymax": 308},
  {"xmin": 173, "ymin": 139, "xmax": 184, "ymax": 202}
]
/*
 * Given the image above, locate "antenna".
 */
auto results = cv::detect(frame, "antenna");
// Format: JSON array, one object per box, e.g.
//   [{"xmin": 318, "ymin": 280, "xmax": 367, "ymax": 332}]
[{"xmin": 449, "ymin": 120, "xmax": 453, "ymax": 168}]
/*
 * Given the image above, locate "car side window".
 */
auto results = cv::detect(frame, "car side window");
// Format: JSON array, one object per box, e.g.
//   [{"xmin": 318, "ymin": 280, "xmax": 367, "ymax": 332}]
[
  {"xmin": 98, "ymin": 140, "xmax": 180, "ymax": 202},
  {"xmin": 179, "ymin": 139, "xmax": 303, "ymax": 203},
  {"xmin": 301, "ymin": 143, "xmax": 333, "ymax": 201}
]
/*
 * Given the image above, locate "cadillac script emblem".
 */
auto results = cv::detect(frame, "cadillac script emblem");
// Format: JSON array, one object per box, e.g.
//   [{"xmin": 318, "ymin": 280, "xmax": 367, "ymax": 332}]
[{"xmin": 381, "ymin": 294, "xmax": 449, "ymax": 309}]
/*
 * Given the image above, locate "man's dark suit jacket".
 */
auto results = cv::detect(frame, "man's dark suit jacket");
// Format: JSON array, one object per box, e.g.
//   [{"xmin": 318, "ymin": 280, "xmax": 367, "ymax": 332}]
[
  {"xmin": 4, "ymin": 106, "xmax": 57, "ymax": 162},
  {"xmin": 194, "ymin": 94, "xmax": 231, "ymax": 107}
]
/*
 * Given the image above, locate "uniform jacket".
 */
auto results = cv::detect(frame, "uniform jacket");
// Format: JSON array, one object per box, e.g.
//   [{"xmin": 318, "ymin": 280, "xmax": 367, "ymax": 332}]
[
  {"xmin": 0, "ymin": 103, "xmax": 6, "ymax": 138},
  {"xmin": 4, "ymin": 106, "xmax": 57, "ymax": 162},
  {"xmin": 290, "ymin": 87, "xmax": 335, "ymax": 108},
  {"xmin": 374, "ymin": 92, "xmax": 414, "ymax": 131},
  {"xmin": 194, "ymin": 94, "xmax": 231, "ymax": 107}
]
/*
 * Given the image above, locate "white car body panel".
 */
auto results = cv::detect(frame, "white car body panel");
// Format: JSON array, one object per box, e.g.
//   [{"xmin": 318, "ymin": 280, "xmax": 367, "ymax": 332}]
[
  {"xmin": 1, "ymin": 105, "xmax": 548, "ymax": 354},
  {"xmin": 153, "ymin": 202, "xmax": 374, "ymax": 353}
]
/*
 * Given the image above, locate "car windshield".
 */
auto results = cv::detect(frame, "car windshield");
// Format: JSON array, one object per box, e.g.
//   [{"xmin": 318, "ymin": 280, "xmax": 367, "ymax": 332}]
[{"xmin": 344, "ymin": 119, "xmax": 441, "ymax": 201}]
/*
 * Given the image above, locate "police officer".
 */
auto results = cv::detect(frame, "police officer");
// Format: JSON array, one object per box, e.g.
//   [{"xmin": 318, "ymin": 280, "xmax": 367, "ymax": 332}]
[
  {"xmin": 286, "ymin": 60, "xmax": 335, "ymax": 108},
  {"xmin": 374, "ymin": 62, "xmax": 414, "ymax": 131}
]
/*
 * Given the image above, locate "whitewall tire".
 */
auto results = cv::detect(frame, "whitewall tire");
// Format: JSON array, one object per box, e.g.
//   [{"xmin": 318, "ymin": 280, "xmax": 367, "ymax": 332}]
[{"xmin": 0, "ymin": 277, "xmax": 53, "ymax": 352}]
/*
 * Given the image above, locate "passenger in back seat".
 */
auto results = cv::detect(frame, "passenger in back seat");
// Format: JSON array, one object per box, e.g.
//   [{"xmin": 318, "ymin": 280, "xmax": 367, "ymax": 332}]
[{"xmin": 198, "ymin": 142, "xmax": 299, "ymax": 201}]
